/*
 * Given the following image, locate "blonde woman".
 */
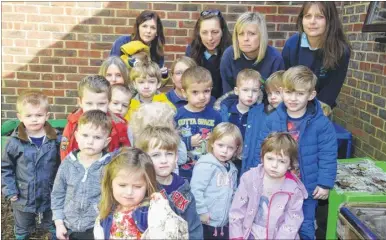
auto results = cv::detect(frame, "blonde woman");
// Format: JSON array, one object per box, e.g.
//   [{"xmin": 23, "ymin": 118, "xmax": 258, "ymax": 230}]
[{"xmin": 220, "ymin": 12, "xmax": 285, "ymax": 93}]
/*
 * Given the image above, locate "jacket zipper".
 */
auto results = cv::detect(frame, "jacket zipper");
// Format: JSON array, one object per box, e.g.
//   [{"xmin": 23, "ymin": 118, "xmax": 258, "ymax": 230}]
[{"xmin": 265, "ymin": 191, "xmax": 292, "ymax": 239}]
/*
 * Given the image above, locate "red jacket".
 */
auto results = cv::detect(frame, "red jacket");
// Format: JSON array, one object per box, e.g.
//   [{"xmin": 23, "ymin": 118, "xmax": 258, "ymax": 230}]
[{"xmin": 60, "ymin": 109, "xmax": 131, "ymax": 160}]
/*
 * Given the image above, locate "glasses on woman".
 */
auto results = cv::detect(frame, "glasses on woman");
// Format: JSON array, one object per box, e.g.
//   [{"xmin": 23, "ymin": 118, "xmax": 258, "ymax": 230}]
[{"xmin": 200, "ymin": 9, "xmax": 221, "ymax": 17}]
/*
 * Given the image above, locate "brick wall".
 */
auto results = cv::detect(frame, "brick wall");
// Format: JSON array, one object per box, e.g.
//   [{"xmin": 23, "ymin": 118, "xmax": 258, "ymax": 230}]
[
  {"xmin": 2, "ymin": 2, "xmax": 385, "ymax": 159},
  {"xmin": 332, "ymin": 2, "xmax": 386, "ymax": 160},
  {"xmin": 1, "ymin": 1, "xmax": 302, "ymax": 120}
]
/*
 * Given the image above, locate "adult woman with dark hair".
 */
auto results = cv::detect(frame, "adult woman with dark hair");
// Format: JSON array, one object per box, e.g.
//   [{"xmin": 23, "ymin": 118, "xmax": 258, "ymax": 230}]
[
  {"xmin": 185, "ymin": 9, "xmax": 232, "ymax": 99},
  {"xmin": 110, "ymin": 10, "xmax": 166, "ymax": 69},
  {"xmin": 220, "ymin": 12, "xmax": 285, "ymax": 94},
  {"xmin": 282, "ymin": 2, "xmax": 351, "ymax": 111}
]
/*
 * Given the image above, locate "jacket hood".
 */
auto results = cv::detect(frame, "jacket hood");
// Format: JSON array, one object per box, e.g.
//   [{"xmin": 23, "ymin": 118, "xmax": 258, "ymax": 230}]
[
  {"xmin": 64, "ymin": 150, "xmax": 112, "ymax": 166},
  {"xmin": 276, "ymin": 98, "xmax": 323, "ymax": 122},
  {"xmin": 252, "ymin": 164, "xmax": 308, "ymax": 199},
  {"xmin": 12, "ymin": 121, "xmax": 58, "ymax": 142},
  {"xmin": 198, "ymin": 153, "xmax": 238, "ymax": 173}
]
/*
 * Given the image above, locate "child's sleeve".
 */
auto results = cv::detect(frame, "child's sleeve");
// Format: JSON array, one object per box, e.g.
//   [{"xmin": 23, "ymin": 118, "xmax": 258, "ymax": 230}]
[
  {"xmin": 274, "ymin": 187, "xmax": 305, "ymax": 239},
  {"xmin": 182, "ymin": 194, "xmax": 204, "ymax": 239},
  {"xmin": 190, "ymin": 163, "xmax": 215, "ymax": 215},
  {"xmin": 1, "ymin": 139, "xmax": 19, "ymax": 199},
  {"xmin": 316, "ymin": 120, "xmax": 338, "ymax": 189},
  {"xmin": 177, "ymin": 140, "xmax": 188, "ymax": 165},
  {"xmin": 229, "ymin": 173, "xmax": 250, "ymax": 239},
  {"xmin": 60, "ymin": 123, "xmax": 73, "ymax": 161},
  {"xmin": 51, "ymin": 163, "xmax": 68, "ymax": 221}
]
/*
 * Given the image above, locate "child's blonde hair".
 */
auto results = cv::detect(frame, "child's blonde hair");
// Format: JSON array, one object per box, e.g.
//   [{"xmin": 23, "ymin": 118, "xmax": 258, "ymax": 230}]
[
  {"xmin": 171, "ymin": 56, "xmax": 197, "ymax": 75},
  {"xmin": 207, "ymin": 122, "xmax": 243, "ymax": 159},
  {"xmin": 233, "ymin": 12, "xmax": 268, "ymax": 64},
  {"xmin": 16, "ymin": 90, "xmax": 49, "ymax": 113},
  {"xmin": 99, "ymin": 147, "xmax": 158, "ymax": 219},
  {"xmin": 236, "ymin": 69, "xmax": 262, "ymax": 87},
  {"xmin": 181, "ymin": 66, "xmax": 213, "ymax": 90},
  {"xmin": 78, "ymin": 110, "xmax": 112, "ymax": 134},
  {"xmin": 130, "ymin": 56, "xmax": 162, "ymax": 84},
  {"xmin": 130, "ymin": 102, "xmax": 176, "ymax": 140},
  {"xmin": 78, "ymin": 75, "xmax": 111, "ymax": 101},
  {"xmin": 282, "ymin": 66, "xmax": 317, "ymax": 92},
  {"xmin": 111, "ymin": 84, "xmax": 133, "ymax": 99},
  {"xmin": 98, "ymin": 56, "xmax": 130, "ymax": 86},
  {"xmin": 265, "ymin": 70, "xmax": 285, "ymax": 93},
  {"xmin": 135, "ymin": 126, "xmax": 180, "ymax": 153},
  {"xmin": 261, "ymin": 132, "xmax": 299, "ymax": 170}
]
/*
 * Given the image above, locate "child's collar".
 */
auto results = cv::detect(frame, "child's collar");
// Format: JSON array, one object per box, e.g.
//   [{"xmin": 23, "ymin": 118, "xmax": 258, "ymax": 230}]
[{"xmin": 16, "ymin": 121, "xmax": 57, "ymax": 142}]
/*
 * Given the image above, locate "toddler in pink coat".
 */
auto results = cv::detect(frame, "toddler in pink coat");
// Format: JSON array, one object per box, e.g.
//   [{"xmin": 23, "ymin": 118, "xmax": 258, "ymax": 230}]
[{"xmin": 229, "ymin": 132, "xmax": 308, "ymax": 239}]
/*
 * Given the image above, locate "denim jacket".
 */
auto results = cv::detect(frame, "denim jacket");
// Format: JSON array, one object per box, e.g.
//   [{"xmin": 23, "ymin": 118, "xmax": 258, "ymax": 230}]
[{"xmin": 1, "ymin": 122, "xmax": 61, "ymax": 213}]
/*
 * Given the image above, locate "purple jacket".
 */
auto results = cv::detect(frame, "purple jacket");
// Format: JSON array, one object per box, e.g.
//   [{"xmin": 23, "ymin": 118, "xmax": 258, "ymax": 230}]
[{"xmin": 229, "ymin": 165, "xmax": 308, "ymax": 240}]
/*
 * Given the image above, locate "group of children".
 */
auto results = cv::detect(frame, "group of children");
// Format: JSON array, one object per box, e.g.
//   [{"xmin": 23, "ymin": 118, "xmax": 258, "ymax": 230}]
[{"xmin": 2, "ymin": 47, "xmax": 337, "ymax": 240}]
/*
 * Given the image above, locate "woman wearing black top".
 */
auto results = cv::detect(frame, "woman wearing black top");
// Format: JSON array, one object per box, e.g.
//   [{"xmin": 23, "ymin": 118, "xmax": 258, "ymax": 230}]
[{"xmin": 185, "ymin": 10, "xmax": 232, "ymax": 99}]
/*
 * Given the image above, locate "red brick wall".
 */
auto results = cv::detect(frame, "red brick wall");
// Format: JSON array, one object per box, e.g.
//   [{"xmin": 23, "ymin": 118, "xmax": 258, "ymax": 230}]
[
  {"xmin": 2, "ymin": 1, "xmax": 385, "ymax": 160},
  {"xmin": 1, "ymin": 1, "xmax": 302, "ymax": 120},
  {"xmin": 333, "ymin": 2, "xmax": 386, "ymax": 160}
]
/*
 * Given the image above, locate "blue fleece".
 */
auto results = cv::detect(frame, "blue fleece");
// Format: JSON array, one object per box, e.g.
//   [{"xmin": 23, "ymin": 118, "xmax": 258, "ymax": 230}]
[
  {"xmin": 220, "ymin": 45, "xmax": 285, "ymax": 93},
  {"xmin": 110, "ymin": 35, "xmax": 164, "ymax": 68},
  {"xmin": 159, "ymin": 174, "xmax": 203, "ymax": 239},
  {"xmin": 241, "ymin": 103, "xmax": 274, "ymax": 176},
  {"xmin": 174, "ymin": 106, "xmax": 222, "ymax": 160},
  {"xmin": 282, "ymin": 33, "xmax": 351, "ymax": 109},
  {"xmin": 166, "ymin": 89, "xmax": 216, "ymax": 109},
  {"xmin": 255, "ymin": 99, "xmax": 337, "ymax": 239}
]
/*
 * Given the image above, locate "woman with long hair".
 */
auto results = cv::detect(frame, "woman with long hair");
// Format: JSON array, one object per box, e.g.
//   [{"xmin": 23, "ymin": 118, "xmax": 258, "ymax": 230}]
[
  {"xmin": 110, "ymin": 10, "xmax": 166, "ymax": 69},
  {"xmin": 282, "ymin": 2, "xmax": 351, "ymax": 111},
  {"xmin": 220, "ymin": 12, "xmax": 285, "ymax": 94},
  {"xmin": 186, "ymin": 9, "xmax": 232, "ymax": 99}
]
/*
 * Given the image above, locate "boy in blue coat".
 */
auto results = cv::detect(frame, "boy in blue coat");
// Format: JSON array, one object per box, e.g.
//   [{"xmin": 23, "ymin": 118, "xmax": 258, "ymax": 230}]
[
  {"xmin": 2, "ymin": 91, "xmax": 61, "ymax": 240},
  {"xmin": 241, "ymin": 70, "xmax": 284, "ymax": 176},
  {"xmin": 135, "ymin": 126, "xmax": 203, "ymax": 239},
  {"xmin": 256, "ymin": 66, "xmax": 337, "ymax": 239}
]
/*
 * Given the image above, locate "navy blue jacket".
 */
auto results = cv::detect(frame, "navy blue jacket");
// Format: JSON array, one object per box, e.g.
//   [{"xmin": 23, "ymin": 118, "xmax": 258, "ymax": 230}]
[
  {"xmin": 110, "ymin": 35, "xmax": 164, "ymax": 68},
  {"xmin": 282, "ymin": 33, "xmax": 351, "ymax": 109},
  {"xmin": 256, "ymin": 99, "xmax": 337, "ymax": 194},
  {"xmin": 241, "ymin": 103, "xmax": 275, "ymax": 176},
  {"xmin": 159, "ymin": 177, "xmax": 203, "ymax": 239},
  {"xmin": 1, "ymin": 122, "xmax": 61, "ymax": 213},
  {"xmin": 220, "ymin": 45, "xmax": 285, "ymax": 93}
]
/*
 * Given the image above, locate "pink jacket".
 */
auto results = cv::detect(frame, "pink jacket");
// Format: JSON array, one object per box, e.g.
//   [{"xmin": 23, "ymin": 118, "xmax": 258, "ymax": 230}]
[{"xmin": 229, "ymin": 165, "xmax": 308, "ymax": 240}]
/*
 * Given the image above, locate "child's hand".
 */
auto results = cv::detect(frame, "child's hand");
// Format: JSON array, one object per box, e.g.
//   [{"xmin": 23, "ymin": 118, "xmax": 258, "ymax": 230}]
[
  {"xmin": 312, "ymin": 186, "xmax": 329, "ymax": 200},
  {"xmin": 9, "ymin": 195, "xmax": 18, "ymax": 202},
  {"xmin": 191, "ymin": 134, "xmax": 203, "ymax": 147},
  {"xmin": 55, "ymin": 220, "xmax": 69, "ymax": 240},
  {"xmin": 200, "ymin": 213, "xmax": 210, "ymax": 224}
]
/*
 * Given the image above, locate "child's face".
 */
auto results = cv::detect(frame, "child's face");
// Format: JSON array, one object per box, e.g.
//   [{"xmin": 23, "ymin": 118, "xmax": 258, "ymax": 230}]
[
  {"xmin": 105, "ymin": 64, "xmax": 124, "ymax": 85},
  {"xmin": 17, "ymin": 104, "xmax": 49, "ymax": 133},
  {"xmin": 172, "ymin": 62, "xmax": 190, "ymax": 90},
  {"xmin": 262, "ymin": 151, "xmax": 290, "ymax": 179},
  {"xmin": 212, "ymin": 135, "xmax": 238, "ymax": 163},
  {"xmin": 109, "ymin": 89, "xmax": 131, "ymax": 117},
  {"xmin": 78, "ymin": 88, "xmax": 109, "ymax": 113},
  {"xmin": 267, "ymin": 88, "xmax": 283, "ymax": 109},
  {"xmin": 112, "ymin": 169, "xmax": 147, "ymax": 211},
  {"xmin": 282, "ymin": 86, "xmax": 316, "ymax": 116},
  {"xmin": 147, "ymin": 144, "xmax": 177, "ymax": 178},
  {"xmin": 234, "ymin": 79, "xmax": 261, "ymax": 107},
  {"xmin": 75, "ymin": 123, "xmax": 111, "ymax": 157},
  {"xmin": 133, "ymin": 76, "xmax": 160, "ymax": 100},
  {"xmin": 182, "ymin": 82, "xmax": 212, "ymax": 111}
]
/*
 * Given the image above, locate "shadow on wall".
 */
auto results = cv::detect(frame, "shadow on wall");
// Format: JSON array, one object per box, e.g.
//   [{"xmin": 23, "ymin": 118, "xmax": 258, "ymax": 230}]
[{"xmin": 1, "ymin": 2, "xmax": 138, "ymax": 121}]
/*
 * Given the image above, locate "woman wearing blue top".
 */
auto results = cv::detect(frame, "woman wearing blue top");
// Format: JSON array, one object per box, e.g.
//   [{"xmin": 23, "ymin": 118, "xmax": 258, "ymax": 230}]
[
  {"xmin": 185, "ymin": 9, "xmax": 232, "ymax": 99},
  {"xmin": 282, "ymin": 2, "xmax": 351, "ymax": 110},
  {"xmin": 220, "ymin": 12, "xmax": 285, "ymax": 94},
  {"xmin": 110, "ymin": 10, "xmax": 166, "ymax": 69}
]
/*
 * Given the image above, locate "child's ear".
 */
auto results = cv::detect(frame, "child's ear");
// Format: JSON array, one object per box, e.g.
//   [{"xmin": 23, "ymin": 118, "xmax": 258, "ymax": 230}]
[
  {"xmin": 45, "ymin": 112, "xmax": 51, "ymax": 121},
  {"xmin": 181, "ymin": 88, "xmax": 187, "ymax": 98},
  {"xmin": 234, "ymin": 87, "xmax": 239, "ymax": 96},
  {"xmin": 104, "ymin": 137, "xmax": 112, "ymax": 148},
  {"xmin": 74, "ymin": 130, "xmax": 79, "ymax": 142},
  {"xmin": 77, "ymin": 97, "xmax": 82, "ymax": 107},
  {"xmin": 308, "ymin": 90, "xmax": 317, "ymax": 101},
  {"xmin": 17, "ymin": 113, "xmax": 21, "ymax": 121}
]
